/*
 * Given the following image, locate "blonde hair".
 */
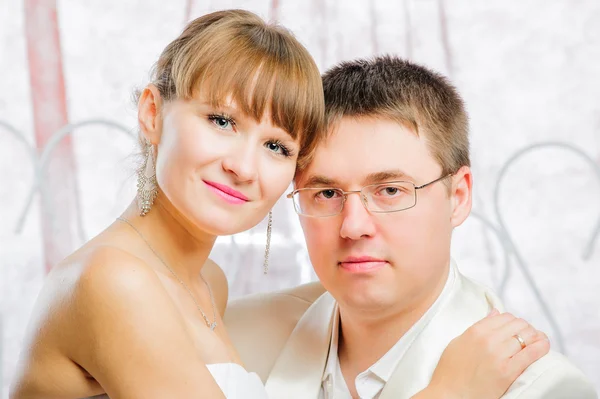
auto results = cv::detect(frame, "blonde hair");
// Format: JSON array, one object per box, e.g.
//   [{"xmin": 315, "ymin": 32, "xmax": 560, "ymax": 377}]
[{"xmin": 141, "ymin": 9, "xmax": 324, "ymax": 167}]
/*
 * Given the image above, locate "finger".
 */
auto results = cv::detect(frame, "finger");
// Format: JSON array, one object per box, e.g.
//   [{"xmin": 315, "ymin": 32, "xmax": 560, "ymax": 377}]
[
  {"xmin": 525, "ymin": 330, "xmax": 550, "ymax": 349},
  {"xmin": 531, "ymin": 330, "xmax": 549, "ymax": 345},
  {"xmin": 498, "ymin": 325, "xmax": 538, "ymax": 358},
  {"xmin": 487, "ymin": 308, "xmax": 500, "ymax": 317},
  {"xmin": 471, "ymin": 311, "xmax": 516, "ymax": 331},
  {"xmin": 507, "ymin": 337, "xmax": 550, "ymax": 379},
  {"xmin": 493, "ymin": 316, "xmax": 529, "ymax": 337}
]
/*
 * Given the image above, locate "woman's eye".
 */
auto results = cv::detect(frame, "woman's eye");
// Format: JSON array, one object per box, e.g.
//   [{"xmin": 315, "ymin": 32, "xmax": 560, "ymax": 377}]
[
  {"xmin": 267, "ymin": 142, "xmax": 281, "ymax": 152},
  {"xmin": 265, "ymin": 140, "xmax": 292, "ymax": 157},
  {"xmin": 208, "ymin": 115, "xmax": 234, "ymax": 130}
]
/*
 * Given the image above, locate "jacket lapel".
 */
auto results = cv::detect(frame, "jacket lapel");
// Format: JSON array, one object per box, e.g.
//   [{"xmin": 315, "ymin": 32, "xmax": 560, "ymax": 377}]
[
  {"xmin": 380, "ymin": 264, "xmax": 504, "ymax": 399},
  {"xmin": 265, "ymin": 292, "xmax": 336, "ymax": 399}
]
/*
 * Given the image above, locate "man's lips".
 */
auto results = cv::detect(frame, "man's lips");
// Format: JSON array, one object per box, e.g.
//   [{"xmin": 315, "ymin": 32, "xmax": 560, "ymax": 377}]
[
  {"xmin": 203, "ymin": 180, "xmax": 249, "ymax": 202},
  {"xmin": 338, "ymin": 256, "xmax": 388, "ymax": 273}
]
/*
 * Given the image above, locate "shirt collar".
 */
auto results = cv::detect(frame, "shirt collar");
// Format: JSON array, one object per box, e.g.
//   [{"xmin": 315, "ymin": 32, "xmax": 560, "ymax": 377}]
[{"xmin": 370, "ymin": 262, "xmax": 457, "ymax": 382}]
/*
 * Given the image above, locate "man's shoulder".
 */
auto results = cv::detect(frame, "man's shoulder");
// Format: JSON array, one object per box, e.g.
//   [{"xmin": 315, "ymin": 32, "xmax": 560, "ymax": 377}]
[
  {"xmin": 224, "ymin": 280, "xmax": 326, "ymax": 334},
  {"xmin": 224, "ymin": 281, "xmax": 327, "ymax": 382},
  {"xmin": 503, "ymin": 350, "xmax": 597, "ymax": 398},
  {"xmin": 453, "ymin": 272, "xmax": 597, "ymax": 398},
  {"xmin": 227, "ymin": 281, "xmax": 326, "ymax": 311}
]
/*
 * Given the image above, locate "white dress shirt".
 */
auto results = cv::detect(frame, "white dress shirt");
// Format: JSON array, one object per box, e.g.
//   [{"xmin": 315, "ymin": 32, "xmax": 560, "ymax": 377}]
[{"xmin": 319, "ymin": 265, "xmax": 457, "ymax": 399}]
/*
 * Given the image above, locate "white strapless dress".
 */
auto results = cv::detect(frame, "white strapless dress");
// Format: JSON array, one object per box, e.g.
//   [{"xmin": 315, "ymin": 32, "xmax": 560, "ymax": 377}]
[
  {"xmin": 87, "ymin": 363, "xmax": 267, "ymax": 398},
  {"xmin": 206, "ymin": 363, "xmax": 267, "ymax": 398}
]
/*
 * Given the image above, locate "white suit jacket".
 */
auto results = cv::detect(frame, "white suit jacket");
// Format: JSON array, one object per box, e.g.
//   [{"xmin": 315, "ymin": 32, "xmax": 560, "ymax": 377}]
[{"xmin": 224, "ymin": 263, "xmax": 597, "ymax": 399}]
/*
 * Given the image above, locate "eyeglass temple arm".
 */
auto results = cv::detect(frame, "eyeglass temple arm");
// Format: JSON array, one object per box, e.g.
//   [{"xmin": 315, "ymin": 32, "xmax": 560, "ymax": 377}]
[{"xmin": 415, "ymin": 174, "xmax": 453, "ymax": 190}]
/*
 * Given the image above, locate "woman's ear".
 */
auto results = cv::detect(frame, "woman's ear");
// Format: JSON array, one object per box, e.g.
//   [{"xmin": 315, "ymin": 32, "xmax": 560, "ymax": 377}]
[{"xmin": 138, "ymin": 84, "xmax": 163, "ymax": 145}]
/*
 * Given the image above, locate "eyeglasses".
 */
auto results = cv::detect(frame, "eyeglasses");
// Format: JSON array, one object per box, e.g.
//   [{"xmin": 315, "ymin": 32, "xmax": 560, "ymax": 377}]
[{"xmin": 287, "ymin": 174, "xmax": 451, "ymax": 217}]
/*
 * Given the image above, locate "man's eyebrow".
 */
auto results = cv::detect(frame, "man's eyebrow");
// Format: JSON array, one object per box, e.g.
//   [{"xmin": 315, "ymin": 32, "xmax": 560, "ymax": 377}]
[
  {"xmin": 301, "ymin": 175, "xmax": 340, "ymax": 187},
  {"xmin": 300, "ymin": 170, "xmax": 415, "ymax": 188},
  {"xmin": 364, "ymin": 170, "xmax": 415, "ymax": 184}
]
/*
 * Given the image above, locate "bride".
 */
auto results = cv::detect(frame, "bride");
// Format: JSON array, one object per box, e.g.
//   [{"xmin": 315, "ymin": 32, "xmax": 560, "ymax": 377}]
[{"xmin": 10, "ymin": 9, "xmax": 548, "ymax": 399}]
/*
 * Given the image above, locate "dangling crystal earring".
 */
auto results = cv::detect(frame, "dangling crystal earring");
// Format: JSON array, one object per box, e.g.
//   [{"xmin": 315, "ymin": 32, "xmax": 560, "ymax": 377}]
[
  {"xmin": 137, "ymin": 141, "xmax": 158, "ymax": 216},
  {"xmin": 263, "ymin": 210, "xmax": 273, "ymax": 274}
]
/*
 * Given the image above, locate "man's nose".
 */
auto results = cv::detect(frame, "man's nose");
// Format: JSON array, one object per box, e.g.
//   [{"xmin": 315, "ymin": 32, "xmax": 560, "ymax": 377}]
[{"xmin": 339, "ymin": 192, "xmax": 376, "ymax": 240}]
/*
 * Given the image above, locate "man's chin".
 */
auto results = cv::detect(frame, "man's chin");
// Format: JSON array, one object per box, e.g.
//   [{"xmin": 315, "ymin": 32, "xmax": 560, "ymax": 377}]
[{"xmin": 335, "ymin": 287, "xmax": 396, "ymax": 312}]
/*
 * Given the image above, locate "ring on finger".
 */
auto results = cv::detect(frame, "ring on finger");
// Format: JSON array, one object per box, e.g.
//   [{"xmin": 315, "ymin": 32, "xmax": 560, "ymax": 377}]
[{"xmin": 513, "ymin": 333, "xmax": 526, "ymax": 349}]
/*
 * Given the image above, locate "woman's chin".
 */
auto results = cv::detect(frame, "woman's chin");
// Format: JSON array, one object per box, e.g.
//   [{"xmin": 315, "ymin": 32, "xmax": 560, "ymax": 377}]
[{"xmin": 194, "ymin": 216, "xmax": 259, "ymax": 237}]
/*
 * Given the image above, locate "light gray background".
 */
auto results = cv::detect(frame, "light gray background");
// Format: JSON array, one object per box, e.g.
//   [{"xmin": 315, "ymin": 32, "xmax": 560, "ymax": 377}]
[{"xmin": 1, "ymin": 0, "xmax": 599, "ymax": 397}]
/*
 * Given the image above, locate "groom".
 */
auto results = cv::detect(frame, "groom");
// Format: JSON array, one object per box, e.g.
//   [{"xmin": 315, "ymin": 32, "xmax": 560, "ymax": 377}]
[{"xmin": 224, "ymin": 56, "xmax": 596, "ymax": 398}]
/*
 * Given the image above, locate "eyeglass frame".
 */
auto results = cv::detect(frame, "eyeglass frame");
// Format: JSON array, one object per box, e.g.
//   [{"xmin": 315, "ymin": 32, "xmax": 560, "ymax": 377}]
[{"xmin": 286, "ymin": 173, "xmax": 453, "ymax": 218}]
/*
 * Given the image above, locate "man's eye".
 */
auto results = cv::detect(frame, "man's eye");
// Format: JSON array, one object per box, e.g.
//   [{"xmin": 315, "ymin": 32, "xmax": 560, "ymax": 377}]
[
  {"xmin": 318, "ymin": 190, "xmax": 337, "ymax": 199},
  {"xmin": 375, "ymin": 186, "xmax": 404, "ymax": 197}
]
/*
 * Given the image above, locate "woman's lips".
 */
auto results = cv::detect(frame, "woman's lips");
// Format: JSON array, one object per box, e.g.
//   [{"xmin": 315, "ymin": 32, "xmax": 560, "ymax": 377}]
[{"xmin": 203, "ymin": 180, "xmax": 249, "ymax": 205}]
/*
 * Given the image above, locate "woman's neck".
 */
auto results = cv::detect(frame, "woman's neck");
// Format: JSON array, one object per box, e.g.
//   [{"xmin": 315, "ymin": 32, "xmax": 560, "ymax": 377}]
[{"xmin": 119, "ymin": 192, "xmax": 217, "ymax": 285}]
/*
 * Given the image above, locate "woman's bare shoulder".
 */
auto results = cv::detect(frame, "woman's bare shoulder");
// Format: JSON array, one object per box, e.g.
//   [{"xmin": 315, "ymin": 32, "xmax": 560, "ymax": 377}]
[
  {"xmin": 74, "ymin": 245, "xmax": 160, "ymax": 295},
  {"xmin": 68, "ymin": 244, "xmax": 177, "ymax": 328},
  {"xmin": 62, "ymin": 246, "xmax": 226, "ymax": 397},
  {"xmin": 46, "ymin": 245, "xmax": 175, "ymax": 352},
  {"xmin": 11, "ymin": 245, "xmax": 196, "ymax": 398},
  {"xmin": 17, "ymin": 244, "xmax": 160, "ymax": 339}
]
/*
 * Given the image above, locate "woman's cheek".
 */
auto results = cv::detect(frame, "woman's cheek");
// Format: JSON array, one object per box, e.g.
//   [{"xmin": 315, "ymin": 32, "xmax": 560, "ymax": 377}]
[{"xmin": 263, "ymin": 162, "xmax": 296, "ymax": 201}]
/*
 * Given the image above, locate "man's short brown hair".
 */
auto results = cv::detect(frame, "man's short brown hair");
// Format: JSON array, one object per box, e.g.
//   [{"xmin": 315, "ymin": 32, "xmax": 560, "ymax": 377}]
[{"xmin": 312, "ymin": 55, "xmax": 469, "ymax": 176}]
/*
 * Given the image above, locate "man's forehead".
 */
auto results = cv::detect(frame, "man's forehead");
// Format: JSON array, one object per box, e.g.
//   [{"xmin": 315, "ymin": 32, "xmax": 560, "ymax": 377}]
[
  {"xmin": 295, "ymin": 116, "xmax": 435, "ymax": 188},
  {"xmin": 315, "ymin": 115, "xmax": 423, "ymax": 155}
]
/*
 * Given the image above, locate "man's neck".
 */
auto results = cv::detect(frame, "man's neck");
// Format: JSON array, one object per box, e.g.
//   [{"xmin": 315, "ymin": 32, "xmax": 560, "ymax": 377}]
[{"xmin": 337, "ymin": 265, "xmax": 451, "ymax": 377}]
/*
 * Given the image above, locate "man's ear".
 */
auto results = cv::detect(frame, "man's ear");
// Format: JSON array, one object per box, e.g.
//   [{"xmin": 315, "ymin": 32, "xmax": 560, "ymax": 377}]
[
  {"xmin": 450, "ymin": 165, "xmax": 473, "ymax": 228},
  {"xmin": 138, "ymin": 84, "xmax": 163, "ymax": 145}
]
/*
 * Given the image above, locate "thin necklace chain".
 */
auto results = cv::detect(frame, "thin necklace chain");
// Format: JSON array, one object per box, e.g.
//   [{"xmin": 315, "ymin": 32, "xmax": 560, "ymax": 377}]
[{"xmin": 116, "ymin": 217, "xmax": 218, "ymax": 331}]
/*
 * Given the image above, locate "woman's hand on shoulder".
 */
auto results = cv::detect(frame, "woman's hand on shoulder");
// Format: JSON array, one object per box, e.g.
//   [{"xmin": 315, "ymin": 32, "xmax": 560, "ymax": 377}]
[
  {"xmin": 415, "ymin": 309, "xmax": 550, "ymax": 399},
  {"xmin": 69, "ymin": 246, "xmax": 225, "ymax": 399}
]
